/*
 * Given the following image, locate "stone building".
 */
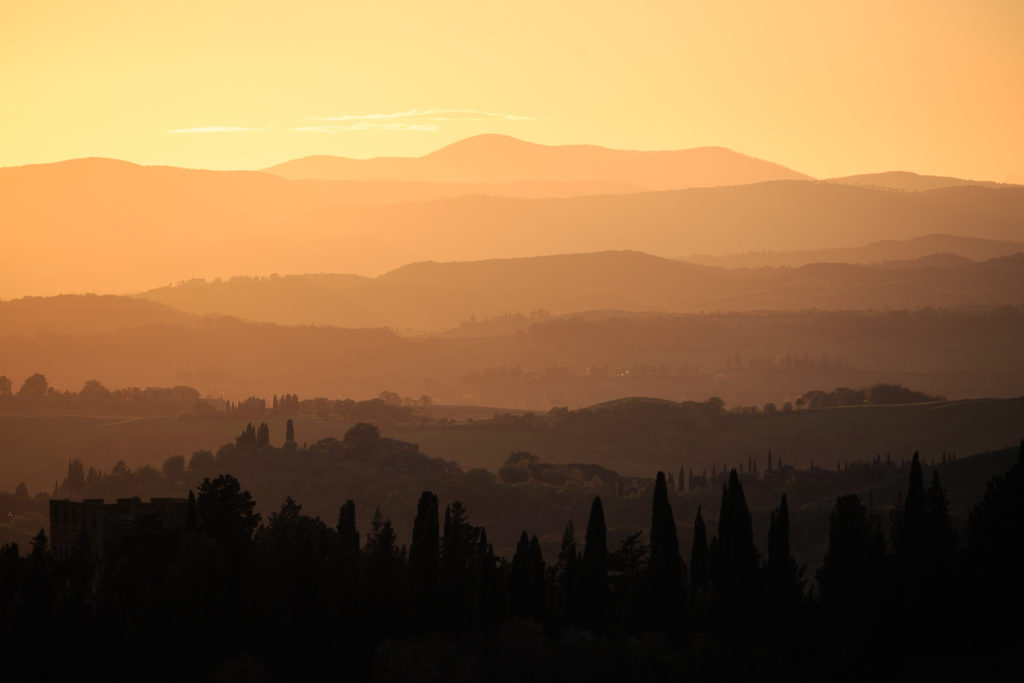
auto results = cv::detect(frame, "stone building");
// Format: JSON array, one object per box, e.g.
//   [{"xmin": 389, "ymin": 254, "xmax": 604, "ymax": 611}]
[{"xmin": 49, "ymin": 497, "xmax": 188, "ymax": 561}]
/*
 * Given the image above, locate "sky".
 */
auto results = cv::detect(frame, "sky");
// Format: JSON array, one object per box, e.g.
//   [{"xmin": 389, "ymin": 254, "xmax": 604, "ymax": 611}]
[{"xmin": 2, "ymin": 0, "xmax": 1023, "ymax": 180}]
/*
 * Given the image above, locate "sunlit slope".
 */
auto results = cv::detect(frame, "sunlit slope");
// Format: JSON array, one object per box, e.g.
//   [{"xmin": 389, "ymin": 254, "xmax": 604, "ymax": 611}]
[
  {"xmin": 264, "ymin": 134, "xmax": 810, "ymax": 188},
  {"xmin": 4, "ymin": 156, "xmax": 1024, "ymax": 297}
]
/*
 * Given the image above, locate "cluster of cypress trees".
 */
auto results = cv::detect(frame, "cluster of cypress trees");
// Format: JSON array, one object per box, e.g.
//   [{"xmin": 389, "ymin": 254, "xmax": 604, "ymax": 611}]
[{"xmin": 1, "ymin": 445, "xmax": 1021, "ymax": 680}]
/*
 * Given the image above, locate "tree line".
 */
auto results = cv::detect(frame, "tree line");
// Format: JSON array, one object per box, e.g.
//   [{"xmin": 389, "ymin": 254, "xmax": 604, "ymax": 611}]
[{"xmin": 1, "ymin": 444, "xmax": 1021, "ymax": 681}]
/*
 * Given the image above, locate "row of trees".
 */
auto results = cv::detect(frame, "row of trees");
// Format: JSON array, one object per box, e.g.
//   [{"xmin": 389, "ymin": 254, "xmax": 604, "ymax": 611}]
[
  {"xmin": 2, "ymin": 443, "xmax": 1021, "ymax": 680},
  {"xmin": 0, "ymin": 373, "xmax": 201, "ymax": 411}
]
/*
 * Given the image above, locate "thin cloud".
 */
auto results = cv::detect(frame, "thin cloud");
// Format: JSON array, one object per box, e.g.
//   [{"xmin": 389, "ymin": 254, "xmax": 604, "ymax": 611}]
[
  {"xmin": 317, "ymin": 108, "xmax": 535, "ymax": 123},
  {"xmin": 168, "ymin": 126, "xmax": 259, "ymax": 134},
  {"xmin": 293, "ymin": 122, "xmax": 439, "ymax": 134}
]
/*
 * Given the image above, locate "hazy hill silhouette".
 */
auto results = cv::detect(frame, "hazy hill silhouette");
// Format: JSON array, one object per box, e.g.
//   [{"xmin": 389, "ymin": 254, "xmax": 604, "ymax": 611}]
[
  {"xmin": 263, "ymin": 134, "xmax": 810, "ymax": 188},
  {"xmin": 0, "ymin": 294, "xmax": 196, "ymax": 335},
  {"xmin": 682, "ymin": 234, "xmax": 1024, "ymax": 269},
  {"xmin": 4, "ymin": 295, "xmax": 1024, "ymax": 408},
  {"xmin": 5, "ymin": 157, "xmax": 1024, "ymax": 298},
  {"xmin": 828, "ymin": 171, "xmax": 1016, "ymax": 192},
  {"xmin": 137, "ymin": 251, "xmax": 1024, "ymax": 331}
]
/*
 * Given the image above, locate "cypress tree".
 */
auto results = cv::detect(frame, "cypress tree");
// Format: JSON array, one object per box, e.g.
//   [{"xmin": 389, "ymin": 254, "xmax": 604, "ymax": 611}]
[
  {"xmin": 475, "ymin": 529, "xmax": 500, "ymax": 629},
  {"xmin": 766, "ymin": 493, "xmax": 804, "ymax": 606},
  {"xmin": 441, "ymin": 502, "xmax": 476, "ymax": 631},
  {"xmin": 690, "ymin": 506, "xmax": 708, "ymax": 596},
  {"xmin": 581, "ymin": 496, "xmax": 610, "ymax": 631},
  {"xmin": 715, "ymin": 470, "xmax": 759, "ymax": 604},
  {"xmin": 558, "ymin": 520, "xmax": 580, "ymax": 624},
  {"xmin": 285, "ymin": 418, "xmax": 295, "ymax": 444},
  {"xmin": 409, "ymin": 491, "xmax": 440, "ymax": 630},
  {"xmin": 767, "ymin": 493, "xmax": 791, "ymax": 572},
  {"xmin": 337, "ymin": 499, "xmax": 360, "ymax": 597},
  {"xmin": 510, "ymin": 531, "xmax": 533, "ymax": 619},
  {"xmin": 256, "ymin": 422, "xmax": 270, "ymax": 447},
  {"xmin": 893, "ymin": 452, "xmax": 927, "ymax": 612},
  {"xmin": 528, "ymin": 535, "xmax": 547, "ymax": 621},
  {"xmin": 648, "ymin": 471, "xmax": 684, "ymax": 629},
  {"xmin": 185, "ymin": 490, "xmax": 198, "ymax": 531}
]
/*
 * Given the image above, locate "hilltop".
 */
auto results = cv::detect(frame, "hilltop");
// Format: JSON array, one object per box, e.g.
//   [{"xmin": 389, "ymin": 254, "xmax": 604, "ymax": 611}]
[{"xmin": 263, "ymin": 134, "xmax": 810, "ymax": 188}]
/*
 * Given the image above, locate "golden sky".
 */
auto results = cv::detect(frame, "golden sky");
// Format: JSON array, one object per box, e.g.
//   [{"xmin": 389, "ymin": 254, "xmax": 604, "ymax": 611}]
[{"xmin": 2, "ymin": 0, "xmax": 1022, "ymax": 180}]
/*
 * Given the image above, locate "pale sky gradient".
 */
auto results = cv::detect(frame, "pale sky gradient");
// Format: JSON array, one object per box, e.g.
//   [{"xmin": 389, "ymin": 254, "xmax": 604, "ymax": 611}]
[{"xmin": 2, "ymin": 0, "xmax": 1022, "ymax": 180}]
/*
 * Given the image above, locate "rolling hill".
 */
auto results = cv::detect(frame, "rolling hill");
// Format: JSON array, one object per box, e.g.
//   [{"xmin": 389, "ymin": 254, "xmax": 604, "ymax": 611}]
[
  {"xmin": 682, "ymin": 233, "xmax": 1024, "ymax": 268},
  {"xmin": 5, "ymin": 148, "xmax": 1024, "ymax": 299},
  {"xmin": 263, "ymin": 134, "xmax": 810, "ymax": 188},
  {"xmin": 137, "ymin": 251, "xmax": 1024, "ymax": 331}
]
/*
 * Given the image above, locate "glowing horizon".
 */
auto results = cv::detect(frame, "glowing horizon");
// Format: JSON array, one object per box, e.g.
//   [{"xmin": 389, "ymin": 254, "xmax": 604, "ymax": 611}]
[{"xmin": 2, "ymin": 0, "xmax": 1022, "ymax": 181}]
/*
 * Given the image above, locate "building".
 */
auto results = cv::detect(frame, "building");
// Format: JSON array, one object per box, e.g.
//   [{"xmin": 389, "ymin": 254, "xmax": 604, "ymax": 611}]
[{"xmin": 49, "ymin": 497, "xmax": 188, "ymax": 561}]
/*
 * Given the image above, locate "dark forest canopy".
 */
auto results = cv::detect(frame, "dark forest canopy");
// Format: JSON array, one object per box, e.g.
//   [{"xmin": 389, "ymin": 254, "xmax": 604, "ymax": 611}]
[{"xmin": 2, "ymin": 443, "xmax": 1022, "ymax": 681}]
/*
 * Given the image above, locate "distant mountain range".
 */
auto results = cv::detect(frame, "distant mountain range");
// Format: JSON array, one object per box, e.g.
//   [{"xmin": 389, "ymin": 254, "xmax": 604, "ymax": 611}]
[
  {"xmin": 4, "ymin": 136, "xmax": 1024, "ymax": 298},
  {"xmin": 262, "ymin": 134, "xmax": 810, "ymax": 188}
]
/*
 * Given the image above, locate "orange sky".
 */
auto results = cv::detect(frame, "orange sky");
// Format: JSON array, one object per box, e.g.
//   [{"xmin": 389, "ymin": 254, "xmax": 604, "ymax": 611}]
[{"xmin": 2, "ymin": 0, "xmax": 1022, "ymax": 180}]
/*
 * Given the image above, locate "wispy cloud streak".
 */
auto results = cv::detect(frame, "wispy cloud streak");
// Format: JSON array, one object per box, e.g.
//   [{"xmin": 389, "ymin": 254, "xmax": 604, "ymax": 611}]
[
  {"xmin": 168, "ymin": 126, "xmax": 259, "ymax": 134},
  {"xmin": 293, "ymin": 122, "xmax": 439, "ymax": 134},
  {"xmin": 317, "ymin": 108, "xmax": 535, "ymax": 123}
]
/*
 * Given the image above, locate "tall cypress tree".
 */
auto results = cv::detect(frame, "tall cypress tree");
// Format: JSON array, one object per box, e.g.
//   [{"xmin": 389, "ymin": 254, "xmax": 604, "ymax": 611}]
[
  {"xmin": 337, "ymin": 499, "xmax": 360, "ymax": 598},
  {"xmin": 185, "ymin": 490, "xmax": 198, "ymax": 532},
  {"xmin": 409, "ymin": 491, "xmax": 440, "ymax": 630},
  {"xmin": 510, "ymin": 531, "xmax": 533, "ymax": 620},
  {"xmin": 581, "ymin": 496, "xmax": 610, "ymax": 631},
  {"xmin": 528, "ymin": 535, "xmax": 547, "ymax": 621},
  {"xmin": 440, "ymin": 502, "xmax": 477, "ymax": 631},
  {"xmin": 285, "ymin": 418, "xmax": 295, "ymax": 444},
  {"xmin": 558, "ymin": 520, "xmax": 580, "ymax": 624},
  {"xmin": 766, "ymin": 493, "xmax": 803, "ymax": 606},
  {"xmin": 893, "ymin": 451, "xmax": 927, "ymax": 612},
  {"xmin": 690, "ymin": 506, "xmax": 709, "ymax": 597},
  {"xmin": 647, "ymin": 471, "xmax": 684, "ymax": 630},
  {"xmin": 715, "ymin": 470, "xmax": 760, "ymax": 605}
]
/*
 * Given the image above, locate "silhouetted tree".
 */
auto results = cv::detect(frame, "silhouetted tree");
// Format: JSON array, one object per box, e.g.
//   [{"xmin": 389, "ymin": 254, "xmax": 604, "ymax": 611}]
[
  {"xmin": 690, "ymin": 506, "xmax": 709, "ymax": 598},
  {"xmin": 817, "ymin": 494, "xmax": 887, "ymax": 621},
  {"xmin": 580, "ymin": 496, "xmax": 611, "ymax": 631},
  {"xmin": 440, "ymin": 501, "xmax": 477, "ymax": 631},
  {"xmin": 343, "ymin": 422, "xmax": 380, "ymax": 456},
  {"xmin": 185, "ymin": 490, "xmax": 198, "ymax": 531},
  {"xmin": 766, "ymin": 493, "xmax": 804, "ymax": 610},
  {"xmin": 556, "ymin": 520, "xmax": 580, "ymax": 624},
  {"xmin": 162, "ymin": 454, "xmax": 186, "ymax": 481},
  {"xmin": 510, "ymin": 531, "xmax": 536, "ymax": 620},
  {"xmin": 409, "ymin": 491, "xmax": 440, "ymax": 630},
  {"xmin": 965, "ymin": 442, "xmax": 1024, "ymax": 644},
  {"xmin": 712, "ymin": 470, "xmax": 760, "ymax": 606},
  {"xmin": 256, "ymin": 422, "xmax": 270, "ymax": 447},
  {"xmin": 646, "ymin": 471, "xmax": 684, "ymax": 630},
  {"xmin": 285, "ymin": 418, "xmax": 295, "ymax": 444},
  {"xmin": 18, "ymin": 372, "xmax": 48, "ymax": 398},
  {"xmin": 196, "ymin": 474, "xmax": 260, "ymax": 556}
]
